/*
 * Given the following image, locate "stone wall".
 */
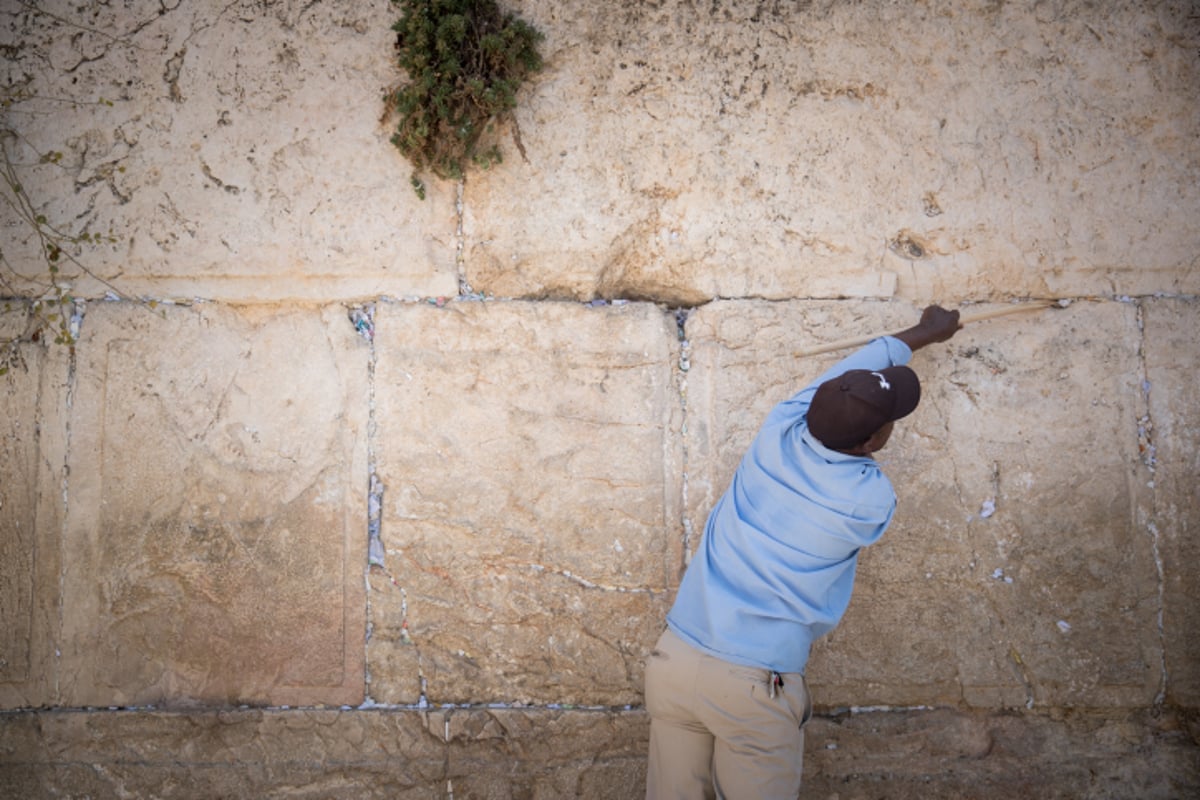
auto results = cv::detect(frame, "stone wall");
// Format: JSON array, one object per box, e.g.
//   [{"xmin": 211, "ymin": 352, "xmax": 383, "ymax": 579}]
[{"xmin": 2, "ymin": 0, "xmax": 1198, "ymax": 797}]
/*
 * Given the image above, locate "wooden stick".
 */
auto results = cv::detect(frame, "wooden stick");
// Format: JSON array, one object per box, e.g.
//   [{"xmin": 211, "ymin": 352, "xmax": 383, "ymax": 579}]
[{"xmin": 795, "ymin": 300, "xmax": 1058, "ymax": 358}]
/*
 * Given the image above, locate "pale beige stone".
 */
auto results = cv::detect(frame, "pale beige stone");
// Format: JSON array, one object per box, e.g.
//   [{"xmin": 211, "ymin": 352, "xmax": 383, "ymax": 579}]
[
  {"xmin": 464, "ymin": 1, "xmax": 1199, "ymax": 303},
  {"xmin": 838, "ymin": 300, "xmax": 1159, "ymax": 709},
  {"xmin": 0, "ymin": 707, "xmax": 652, "ymax": 799},
  {"xmin": 684, "ymin": 300, "xmax": 1162, "ymax": 708},
  {"xmin": 0, "ymin": 708, "xmax": 450, "ymax": 798},
  {"xmin": 2, "ymin": 707, "xmax": 1196, "ymax": 798},
  {"xmin": 0, "ymin": 0, "xmax": 1195, "ymax": 786},
  {"xmin": 0, "ymin": 0, "xmax": 457, "ymax": 303},
  {"xmin": 801, "ymin": 707, "xmax": 1199, "ymax": 798},
  {"xmin": 0, "ymin": 308, "xmax": 70, "ymax": 708},
  {"xmin": 1143, "ymin": 297, "xmax": 1200, "ymax": 708},
  {"xmin": 58, "ymin": 302, "xmax": 368, "ymax": 707},
  {"xmin": 440, "ymin": 707, "xmax": 650, "ymax": 798},
  {"xmin": 0, "ymin": 320, "xmax": 42, "ymax": 696},
  {"xmin": 372, "ymin": 301, "xmax": 681, "ymax": 705}
]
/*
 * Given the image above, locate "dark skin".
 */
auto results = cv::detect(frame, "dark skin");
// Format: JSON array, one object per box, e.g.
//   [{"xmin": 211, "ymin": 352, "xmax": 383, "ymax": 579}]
[
  {"xmin": 893, "ymin": 304, "xmax": 963, "ymax": 352},
  {"xmin": 838, "ymin": 305, "xmax": 962, "ymax": 457}
]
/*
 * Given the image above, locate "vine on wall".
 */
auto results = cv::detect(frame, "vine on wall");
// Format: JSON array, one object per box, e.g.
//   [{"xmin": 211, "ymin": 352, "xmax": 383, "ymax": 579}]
[{"xmin": 0, "ymin": 130, "xmax": 121, "ymax": 376}]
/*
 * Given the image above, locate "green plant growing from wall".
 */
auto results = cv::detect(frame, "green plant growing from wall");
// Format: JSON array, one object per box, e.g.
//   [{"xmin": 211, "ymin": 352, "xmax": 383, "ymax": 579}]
[{"xmin": 386, "ymin": 0, "xmax": 544, "ymax": 199}]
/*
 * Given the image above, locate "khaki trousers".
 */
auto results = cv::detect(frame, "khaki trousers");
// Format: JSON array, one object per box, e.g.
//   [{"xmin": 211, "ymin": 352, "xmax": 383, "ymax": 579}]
[{"xmin": 645, "ymin": 627, "xmax": 812, "ymax": 800}]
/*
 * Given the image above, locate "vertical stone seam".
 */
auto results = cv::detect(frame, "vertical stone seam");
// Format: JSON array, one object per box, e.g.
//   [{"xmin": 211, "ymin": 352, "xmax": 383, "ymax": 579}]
[
  {"xmin": 444, "ymin": 713, "xmax": 454, "ymax": 799},
  {"xmin": 53, "ymin": 300, "xmax": 86, "ymax": 702},
  {"xmin": 362, "ymin": 302, "xmax": 379, "ymax": 706},
  {"xmin": 1133, "ymin": 298, "xmax": 1168, "ymax": 707},
  {"xmin": 26, "ymin": 303, "xmax": 50, "ymax": 700},
  {"xmin": 356, "ymin": 302, "xmax": 429, "ymax": 712},
  {"xmin": 455, "ymin": 180, "xmax": 469, "ymax": 296},
  {"xmin": 674, "ymin": 308, "xmax": 694, "ymax": 579}
]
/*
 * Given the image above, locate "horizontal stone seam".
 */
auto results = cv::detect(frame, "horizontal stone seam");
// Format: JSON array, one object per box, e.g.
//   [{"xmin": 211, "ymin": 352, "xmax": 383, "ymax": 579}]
[{"xmin": 7, "ymin": 292, "xmax": 1198, "ymax": 315}]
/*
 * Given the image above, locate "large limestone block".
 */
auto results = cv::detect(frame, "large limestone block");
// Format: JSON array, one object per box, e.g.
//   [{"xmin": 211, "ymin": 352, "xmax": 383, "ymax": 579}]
[
  {"xmin": 0, "ymin": 707, "xmax": 650, "ymax": 798},
  {"xmin": 59, "ymin": 302, "xmax": 368, "ymax": 708},
  {"xmin": 372, "ymin": 301, "xmax": 681, "ymax": 706},
  {"xmin": 823, "ymin": 300, "xmax": 1159, "ymax": 709},
  {"xmin": 0, "ymin": 309, "xmax": 70, "ymax": 708},
  {"xmin": 3, "ymin": 707, "xmax": 1195, "ymax": 798},
  {"xmin": 464, "ymin": 1, "xmax": 1199, "ymax": 304},
  {"xmin": 684, "ymin": 300, "xmax": 1161, "ymax": 709},
  {"xmin": 437, "ymin": 708, "xmax": 649, "ymax": 798},
  {"xmin": 1143, "ymin": 298, "xmax": 1200, "ymax": 707},
  {"xmin": 802, "ymin": 707, "xmax": 1200, "ymax": 799},
  {"xmin": 0, "ymin": 708, "xmax": 449, "ymax": 798},
  {"xmin": 0, "ymin": 0, "xmax": 456, "ymax": 302}
]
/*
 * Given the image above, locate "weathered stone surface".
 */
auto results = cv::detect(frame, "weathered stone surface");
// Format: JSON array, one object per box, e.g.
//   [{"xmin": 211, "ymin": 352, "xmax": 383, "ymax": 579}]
[
  {"xmin": 2, "ymin": 707, "xmax": 1196, "ymax": 799},
  {"xmin": 0, "ymin": 708, "xmax": 450, "ymax": 799},
  {"xmin": 801, "ymin": 707, "xmax": 1200, "ymax": 800},
  {"xmin": 1143, "ymin": 297, "xmax": 1200, "ymax": 708},
  {"xmin": 372, "ymin": 301, "xmax": 681, "ymax": 706},
  {"xmin": 824, "ymin": 300, "xmax": 1160, "ymax": 709},
  {"xmin": 464, "ymin": 1, "xmax": 1200, "ymax": 304},
  {"xmin": 0, "ymin": 308, "xmax": 70, "ymax": 708},
  {"xmin": 0, "ymin": 0, "xmax": 1196, "ymax": 790},
  {"xmin": 0, "ymin": 0, "xmax": 457, "ymax": 303},
  {"xmin": 439, "ymin": 708, "xmax": 649, "ymax": 798},
  {"xmin": 684, "ymin": 299, "xmax": 1162, "ymax": 709},
  {"xmin": 58, "ymin": 302, "xmax": 368, "ymax": 707},
  {"xmin": 0, "ymin": 707, "xmax": 651, "ymax": 799}
]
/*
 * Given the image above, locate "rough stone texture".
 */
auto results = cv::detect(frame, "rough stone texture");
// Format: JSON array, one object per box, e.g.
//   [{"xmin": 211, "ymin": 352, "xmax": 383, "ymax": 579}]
[
  {"xmin": 464, "ymin": 0, "xmax": 1200, "ymax": 304},
  {"xmin": 371, "ymin": 301, "xmax": 681, "ymax": 706},
  {"xmin": 2, "ymin": 707, "xmax": 1197, "ymax": 799},
  {"xmin": 0, "ymin": 707, "xmax": 651, "ymax": 799},
  {"xmin": 827, "ymin": 299, "xmax": 1160, "ymax": 710},
  {"xmin": 0, "ymin": 0, "xmax": 457, "ymax": 303},
  {"xmin": 57, "ymin": 302, "xmax": 368, "ymax": 708},
  {"xmin": 0, "ymin": 0, "xmax": 1198, "ymax": 795},
  {"xmin": 0, "ymin": 308, "xmax": 69, "ymax": 709},
  {"xmin": 800, "ymin": 707, "xmax": 1200, "ymax": 800},
  {"xmin": 684, "ymin": 300, "xmax": 1165, "ymax": 710},
  {"xmin": 1143, "ymin": 297, "xmax": 1200, "ymax": 708}
]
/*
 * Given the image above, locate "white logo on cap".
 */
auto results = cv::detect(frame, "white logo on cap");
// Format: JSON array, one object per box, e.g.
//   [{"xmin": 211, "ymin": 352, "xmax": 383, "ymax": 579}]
[{"xmin": 872, "ymin": 371, "xmax": 891, "ymax": 391}]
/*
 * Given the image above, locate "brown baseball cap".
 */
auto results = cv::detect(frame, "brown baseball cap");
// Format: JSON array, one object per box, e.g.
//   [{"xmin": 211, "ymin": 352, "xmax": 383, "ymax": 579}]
[{"xmin": 807, "ymin": 366, "xmax": 921, "ymax": 450}]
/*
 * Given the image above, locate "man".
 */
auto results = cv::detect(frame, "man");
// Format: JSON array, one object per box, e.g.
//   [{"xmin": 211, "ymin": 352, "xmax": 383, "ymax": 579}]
[{"xmin": 645, "ymin": 305, "xmax": 962, "ymax": 799}]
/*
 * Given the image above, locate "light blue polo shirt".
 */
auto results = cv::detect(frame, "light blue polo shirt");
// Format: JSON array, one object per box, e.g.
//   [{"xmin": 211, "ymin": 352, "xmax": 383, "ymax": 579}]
[{"xmin": 667, "ymin": 336, "xmax": 914, "ymax": 674}]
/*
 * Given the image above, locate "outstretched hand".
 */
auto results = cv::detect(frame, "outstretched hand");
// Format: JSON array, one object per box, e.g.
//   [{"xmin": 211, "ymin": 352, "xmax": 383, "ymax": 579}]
[
  {"xmin": 918, "ymin": 305, "xmax": 962, "ymax": 342},
  {"xmin": 895, "ymin": 305, "xmax": 962, "ymax": 352}
]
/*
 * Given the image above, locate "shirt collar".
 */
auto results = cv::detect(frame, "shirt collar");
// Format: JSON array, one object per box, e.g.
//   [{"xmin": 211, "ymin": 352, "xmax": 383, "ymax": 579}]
[{"xmin": 801, "ymin": 425, "xmax": 872, "ymax": 463}]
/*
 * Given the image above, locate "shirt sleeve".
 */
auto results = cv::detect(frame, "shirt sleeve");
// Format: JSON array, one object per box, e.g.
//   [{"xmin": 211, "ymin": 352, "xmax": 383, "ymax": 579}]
[{"xmin": 763, "ymin": 336, "xmax": 914, "ymax": 428}]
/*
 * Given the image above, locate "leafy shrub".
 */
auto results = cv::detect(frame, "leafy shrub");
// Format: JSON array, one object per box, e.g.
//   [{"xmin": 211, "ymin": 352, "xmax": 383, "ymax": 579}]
[{"xmin": 386, "ymin": 0, "xmax": 544, "ymax": 198}]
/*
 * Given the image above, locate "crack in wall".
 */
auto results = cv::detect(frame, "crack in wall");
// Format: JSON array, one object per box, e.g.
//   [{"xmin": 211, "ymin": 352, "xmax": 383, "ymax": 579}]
[
  {"xmin": 455, "ymin": 180, "xmax": 469, "ymax": 296},
  {"xmin": 354, "ymin": 301, "xmax": 380, "ymax": 709},
  {"xmin": 674, "ymin": 308, "xmax": 694, "ymax": 578},
  {"xmin": 1133, "ymin": 298, "xmax": 1168, "ymax": 707},
  {"xmin": 51, "ymin": 299, "xmax": 86, "ymax": 700},
  {"xmin": 527, "ymin": 563, "xmax": 665, "ymax": 594},
  {"xmin": 1007, "ymin": 646, "xmax": 1037, "ymax": 710},
  {"xmin": 350, "ymin": 301, "xmax": 432, "ymax": 712}
]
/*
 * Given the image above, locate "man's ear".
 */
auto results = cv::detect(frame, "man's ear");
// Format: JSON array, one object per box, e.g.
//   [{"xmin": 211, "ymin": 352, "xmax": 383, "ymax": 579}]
[{"xmin": 848, "ymin": 427, "xmax": 889, "ymax": 456}]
